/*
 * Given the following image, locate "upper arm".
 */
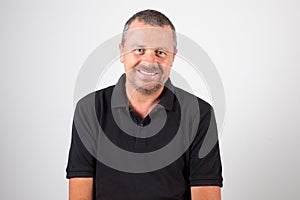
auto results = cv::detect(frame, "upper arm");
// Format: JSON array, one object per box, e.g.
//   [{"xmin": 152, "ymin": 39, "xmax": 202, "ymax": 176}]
[
  {"xmin": 66, "ymin": 96, "xmax": 97, "ymax": 199},
  {"xmin": 189, "ymin": 103, "xmax": 223, "ymax": 199},
  {"xmin": 189, "ymin": 104, "xmax": 223, "ymax": 187},
  {"xmin": 191, "ymin": 186, "xmax": 221, "ymax": 200},
  {"xmin": 69, "ymin": 178, "xmax": 94, "ymax": 200}
]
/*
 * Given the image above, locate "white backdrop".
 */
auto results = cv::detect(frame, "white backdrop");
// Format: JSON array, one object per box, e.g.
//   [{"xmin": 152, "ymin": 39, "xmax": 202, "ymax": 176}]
[{"xmin": 1, "ymin": 0, "xmax": 299, "ymax": 199}]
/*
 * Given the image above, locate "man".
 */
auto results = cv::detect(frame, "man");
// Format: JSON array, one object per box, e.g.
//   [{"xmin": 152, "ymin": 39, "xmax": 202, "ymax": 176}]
[{"xmin": 66, "ymin": 9, "xmax": 223, "ymax": 200}]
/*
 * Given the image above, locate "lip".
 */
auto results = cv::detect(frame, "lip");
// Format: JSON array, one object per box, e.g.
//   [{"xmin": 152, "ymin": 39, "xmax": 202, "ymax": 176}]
[{"xmin": 137, "ymin": 69, "xmax": 158, "ymax": 76}]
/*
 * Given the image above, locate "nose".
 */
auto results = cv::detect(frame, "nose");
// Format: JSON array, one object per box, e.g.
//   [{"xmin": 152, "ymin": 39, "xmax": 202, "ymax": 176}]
[{"xmin": 142, "ymin": 49, "xmax": 157, "ymax": 63}]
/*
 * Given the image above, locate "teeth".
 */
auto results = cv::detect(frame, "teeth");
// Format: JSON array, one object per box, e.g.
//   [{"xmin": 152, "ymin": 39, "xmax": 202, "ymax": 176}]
[{"xmin": 139, "ymin": 70, "xmax": 156, "ymax": 76}]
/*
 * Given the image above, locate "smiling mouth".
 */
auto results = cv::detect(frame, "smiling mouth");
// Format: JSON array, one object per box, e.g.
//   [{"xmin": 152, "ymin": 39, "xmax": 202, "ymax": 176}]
[{"xmin": 137, "ymin": 69, "xmax": 158, "ymax": 76}]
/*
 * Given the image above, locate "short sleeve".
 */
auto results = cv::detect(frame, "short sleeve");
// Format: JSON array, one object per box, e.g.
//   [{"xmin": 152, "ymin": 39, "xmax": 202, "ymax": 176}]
[
  {"xmin": 66, "ymin": 94, "xmax": 98, "ymax": 179},
  {"xmin": 189, "ymin": 103, "xmax": 223, "ymax": 187},
  {"xmin": 66, "ymin": 123, "xmax": 96, "ymax": 178}
]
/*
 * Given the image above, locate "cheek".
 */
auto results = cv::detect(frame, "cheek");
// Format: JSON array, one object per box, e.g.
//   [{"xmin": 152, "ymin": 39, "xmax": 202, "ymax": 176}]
[
  {"xmin": 125, "ymin": 56, "xmax": 141, "ymax": 67},
  {"xmin": 124, "ymin": 59, "xmax": 138, "ymax": 72},
  {"xmin": 160, "ymin": 59, "xmax": 174, "ymax": 68}
]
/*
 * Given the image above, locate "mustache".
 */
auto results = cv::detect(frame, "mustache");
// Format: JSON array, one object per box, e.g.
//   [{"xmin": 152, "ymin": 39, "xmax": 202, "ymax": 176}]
[{"xmin": 135, "ymin": 64, "xmax": 162, "ymax": 74}]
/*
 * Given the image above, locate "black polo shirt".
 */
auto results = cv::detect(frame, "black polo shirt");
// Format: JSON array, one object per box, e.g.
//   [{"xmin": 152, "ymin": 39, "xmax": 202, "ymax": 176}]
[{"xmin": 66, "ymin": 74, "xmax": 223, "ymax": 200}]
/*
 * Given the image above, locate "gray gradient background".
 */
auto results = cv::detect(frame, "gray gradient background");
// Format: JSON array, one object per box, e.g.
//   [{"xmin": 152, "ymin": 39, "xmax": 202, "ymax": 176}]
[{"xmin": 1, "ymin": 0, "xmax": 299, "ymax": 199}]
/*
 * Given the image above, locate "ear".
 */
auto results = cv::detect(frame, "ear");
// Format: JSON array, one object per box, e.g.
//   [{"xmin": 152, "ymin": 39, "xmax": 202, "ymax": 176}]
[
  {"xmin": 170, "ymin": 48, "xmax": 178, "ymax": 66},
  {"xmin": 173, "ymin": 48, "xmax": 178, "ymax": 58},
  {"xmin": 119, "ymin": 43, "xmax": 124, "ymax": 63}
]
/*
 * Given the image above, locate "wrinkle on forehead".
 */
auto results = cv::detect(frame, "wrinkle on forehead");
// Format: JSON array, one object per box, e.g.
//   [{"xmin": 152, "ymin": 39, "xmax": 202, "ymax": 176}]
[{"xmin": 122, "ymin": 27, "xmax": 175, "ymax": 53}]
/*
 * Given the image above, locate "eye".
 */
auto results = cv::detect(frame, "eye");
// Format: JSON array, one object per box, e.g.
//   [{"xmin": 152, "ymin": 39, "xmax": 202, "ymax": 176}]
[
  {"xmin": 156, "ymin": 50, "xmax": 167, "ymax": 57},
  {"xmin": 134, "ymin": 48, "xmax": 145, "ymax": 54}
]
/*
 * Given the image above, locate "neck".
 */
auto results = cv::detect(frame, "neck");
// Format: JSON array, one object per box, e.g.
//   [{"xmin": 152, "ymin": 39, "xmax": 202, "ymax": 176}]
[{"xmin": 125, "ymin": 80, "xmax": 164, "ymax": 119}]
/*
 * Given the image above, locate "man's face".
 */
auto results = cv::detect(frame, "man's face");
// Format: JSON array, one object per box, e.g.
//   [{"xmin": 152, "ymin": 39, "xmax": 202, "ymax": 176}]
[{"xmin": 120, "ymin": 19, "xmax": 177, "ymax": 94}]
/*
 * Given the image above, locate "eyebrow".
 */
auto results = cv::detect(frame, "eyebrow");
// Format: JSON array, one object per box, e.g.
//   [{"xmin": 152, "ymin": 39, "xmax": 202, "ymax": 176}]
[{"xmin": 129, "ymin": 44, "xmax": 170, "ymax": 51}]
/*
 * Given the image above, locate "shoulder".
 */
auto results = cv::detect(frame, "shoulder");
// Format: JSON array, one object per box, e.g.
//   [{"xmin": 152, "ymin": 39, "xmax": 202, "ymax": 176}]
[
  {"xmin": 173, "ymin": 86, "xmax": 213, "ymax": 116},
  {"xmin": 75, "ymin": 85, "xmax": 116, "ymax": 112},
  {"xmin": 76, "ymin": 85, "xmax": 115, "ymax": 105}
]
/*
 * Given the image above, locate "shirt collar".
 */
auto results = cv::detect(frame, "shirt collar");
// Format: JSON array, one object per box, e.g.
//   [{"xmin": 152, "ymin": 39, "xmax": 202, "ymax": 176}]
[{"xmin": 111, "ymin": 73, "xmax": 175, "ymax": 111}]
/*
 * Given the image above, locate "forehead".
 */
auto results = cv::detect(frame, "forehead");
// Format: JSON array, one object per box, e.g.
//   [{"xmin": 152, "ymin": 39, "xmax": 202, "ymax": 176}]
[
  {"xmin": 123, "ymin": 20, "xmax": 175, "ymax": 52},
  {"xmin": 127, "ymin": 19, "xmax": 173, "ymax": 30}
]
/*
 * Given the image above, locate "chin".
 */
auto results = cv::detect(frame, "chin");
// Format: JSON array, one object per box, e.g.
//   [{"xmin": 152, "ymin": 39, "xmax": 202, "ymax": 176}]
[{"xmin": 137, "ymin": 84, "xmax": 163, "ymax": 95}]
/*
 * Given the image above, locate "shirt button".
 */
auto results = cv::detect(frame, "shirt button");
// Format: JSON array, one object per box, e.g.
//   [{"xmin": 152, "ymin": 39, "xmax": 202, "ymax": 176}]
[{"xmin": 140, "ymin": 123, "xmax": 144, "ymax": 126}]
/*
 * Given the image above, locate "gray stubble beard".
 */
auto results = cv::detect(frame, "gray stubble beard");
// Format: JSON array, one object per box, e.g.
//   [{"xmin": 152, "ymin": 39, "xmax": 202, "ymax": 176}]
[
  {"xmin": 127, "ymin": 76, "xmax": 164, "ymax": 95},
  {"xmin": 126, "ymin": 65, "xmax": 168, "ymax": 95}
]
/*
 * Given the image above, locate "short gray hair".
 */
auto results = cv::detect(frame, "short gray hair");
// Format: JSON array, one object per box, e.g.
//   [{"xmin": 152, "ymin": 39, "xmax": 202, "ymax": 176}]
[{"xmin": 121, "ymin": 9, "xmax": 177, "ymax": 50}]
